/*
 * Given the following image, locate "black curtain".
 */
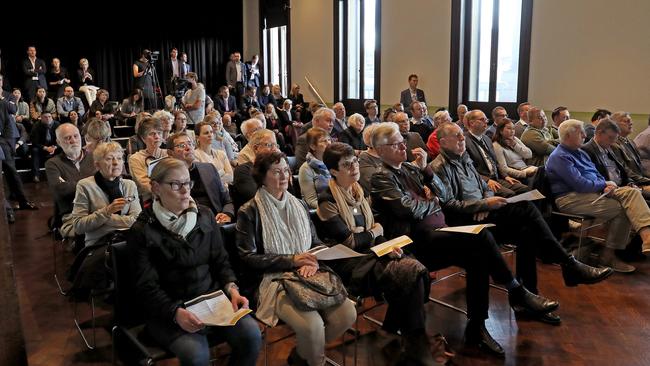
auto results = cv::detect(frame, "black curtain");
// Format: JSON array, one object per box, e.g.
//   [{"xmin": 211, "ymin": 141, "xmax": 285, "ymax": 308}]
[{"xmin": 0, "ymin": 1, "xmax": 243, "ymax": 102}]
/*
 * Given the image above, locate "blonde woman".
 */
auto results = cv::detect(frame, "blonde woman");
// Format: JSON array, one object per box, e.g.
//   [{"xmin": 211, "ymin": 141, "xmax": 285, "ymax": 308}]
[{"xmin": 77, "ymin": 58, "xmax": 99, "ymax": 105}]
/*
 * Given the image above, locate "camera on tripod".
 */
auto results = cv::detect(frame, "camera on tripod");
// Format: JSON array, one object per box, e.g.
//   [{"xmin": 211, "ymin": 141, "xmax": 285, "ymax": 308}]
[{"xmin": 144, "ymin": 50, "xmax": 160, "ymax": 64}]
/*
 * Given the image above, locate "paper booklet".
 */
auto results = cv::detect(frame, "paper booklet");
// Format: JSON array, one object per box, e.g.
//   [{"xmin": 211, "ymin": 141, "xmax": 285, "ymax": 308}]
[
  {"xmin": 370, "ymin": 235, "xmax": 413, "ymax": 257},
  {"xmin": 436, "ymin": 224, "xmax": 496, "ymax": 234},
  {"xmin": 307, "ymin": 244, "xmax": 366, "ymax": 260},
  {"xmin": 505, "ymin": 189, "xmax": 545, "ymax": 204},
  {"xmin": 184, "ymin": 290, "xmax": 251, "ymax": 327}
]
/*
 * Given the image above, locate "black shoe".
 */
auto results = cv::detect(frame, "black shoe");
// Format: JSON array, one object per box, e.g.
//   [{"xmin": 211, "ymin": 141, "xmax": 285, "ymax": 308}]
[
  {"xmin": 561, "ymin": 255, "xmax": 613, "ymax": 287},
  {"xmin": 287, "ymin": 347, "xmax": 308, "ymax": 366},
  {"xmin": 508, "ymin": 286, "xmax": 559, "ymax": 314},
  {"xmin": 18, "ymin": 201, "xmax": 39, "ymax": 210},
  {"xmin": 465, "ymin": 321, "xmax": 505, "ymax": 357},
  {"xmin": 6, "ymin": 209, "xmax": 15, "ymax": 224},
  {"xmin": 515, "ymin": 311, "xmax": 562, "ymax": 326}
]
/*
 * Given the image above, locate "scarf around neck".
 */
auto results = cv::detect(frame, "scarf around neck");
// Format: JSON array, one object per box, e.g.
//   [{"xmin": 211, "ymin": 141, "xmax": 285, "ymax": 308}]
[
  {"xmin": 94, "ymin": 171, "xmax": 123, "ymax": 203},
  {"xmin": 254, "ymin": 187, "xmax": 311, "ymax": 255},
  {"xmin": 326, "ymin": 179, "xmax": 374, "ymax": 233},
  {"xmin": 306, "ymin": 152, "xmax": 331, "ymax": 195},
  {"xmin": 153, "ymin": 198, "xmax": 198, "ymax": 238}
]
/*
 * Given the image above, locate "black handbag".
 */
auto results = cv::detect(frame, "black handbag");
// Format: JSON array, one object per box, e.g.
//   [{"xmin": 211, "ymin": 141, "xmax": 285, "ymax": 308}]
[{"xmin": 274, "ymin": 266, "xmax": 348, "ymax": 312}]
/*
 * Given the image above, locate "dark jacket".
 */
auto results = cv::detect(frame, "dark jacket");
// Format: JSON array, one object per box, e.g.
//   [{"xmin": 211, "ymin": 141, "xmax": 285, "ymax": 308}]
[
  {"xmin": 582, "ymin": 139, "xmax": 650, "ymax": 186},
  {"xmin": 370, "ymin": 162, "xmax": 442, "ymax": 239},
  {"xmin": 235, "ymin": 197, "xmax": 321, "ymax": 293},
  {"xmin": 192, "ymin": 162, "xmax": 235, "ymax": 218},
  {"xmin": 400, "ymin": 89, "xmax": 426, "ymax": 115},
  {"xmin": 339, "ymin": 127, "xmax": 366, "ymax": 150},
  {"xmin": 215, "ymin": 95, "xmax": 238, "ymax": 115},
  {"xmin": 30, "ymin": 120, "xmax": 60, "ymax": 149},
  {"xmin": 231, "ymin": 162, "xmax": 256, "ymax": 210},
  {"xmin": 464, "ymin": 132, "xmax": 501, "ymax": 180},
  {"xmin": 429, "ymin": 151, "xmax": 493, "ymax": 215},
  {"xmin": 129, "ymin": 205, "xmax": 237, "ymax": 345},
  {"xmin": 45, "ymin": 152, "xmax": 96, "ymax": 217}
]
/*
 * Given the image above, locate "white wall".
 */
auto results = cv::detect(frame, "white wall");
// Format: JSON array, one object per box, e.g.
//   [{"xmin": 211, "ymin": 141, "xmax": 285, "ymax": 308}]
[
  {"xmin": 381, "ymin": 0, "xmax": 451, "ymax": 108},
  {"xmin": 529, "ymin": 0, "xmax": 650, "ymax": 114},
  {"xmin": 243, "ymin": 0, "xmax": 261, "ymax": 59},
  {"xmin": 289, "ymin": 0, "xmax": 334, "ymax": 104}
]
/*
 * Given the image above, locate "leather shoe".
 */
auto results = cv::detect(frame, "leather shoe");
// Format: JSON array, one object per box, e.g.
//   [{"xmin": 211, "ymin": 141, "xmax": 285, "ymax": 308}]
[
  {"xmin": 508, "ymin": 286, "xmax": 559, "ymax": 314},
  {"xmin": 516, "ymin": 311, "xmax": 562, "ymax": 326},
  {"xmin": 465, "ymin": 321, "xmax": 505, "ymax": 357},
  {"xmin": 561, "ymin": 255, "xmax": 613, "ymax": 287},
  {"xmin": 18, "ymin": 201, "xmax": 39, "ymax": 210}
]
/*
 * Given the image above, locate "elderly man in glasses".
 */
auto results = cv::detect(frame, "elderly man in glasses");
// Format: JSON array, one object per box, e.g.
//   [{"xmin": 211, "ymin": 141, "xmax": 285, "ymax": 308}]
[{"xmin": 167, "ymin": 131, "xmax": 234, "ymax": 224}]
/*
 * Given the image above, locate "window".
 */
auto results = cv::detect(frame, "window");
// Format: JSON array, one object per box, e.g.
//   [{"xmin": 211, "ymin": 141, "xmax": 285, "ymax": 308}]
[
  {"xmin": 262, "ymin": 25, "xmax": 289, "ymax": 96},
  {"xmin": 450, "ymin": 0, "xmax": 532, "ymax": 115},
  {"xmin": 334, "ymin": 0, "xmax": 381, "ymax": 109}
]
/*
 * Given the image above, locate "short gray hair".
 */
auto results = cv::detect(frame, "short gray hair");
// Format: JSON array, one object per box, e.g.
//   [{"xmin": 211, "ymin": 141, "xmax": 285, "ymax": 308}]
[
  {"xmin": 610, "ymin": 111, "xmax": 630, "ymax": 123},
  {"xmin": 313, "ymin": 107, "xmax": 335, "ymax": 122},
  {"xmin": 347, "ymin": 113, "xmax": 364, "ymax": 127},
  {"xmin": 55, "ymin": 123, "xmax": 80, "ymax": 141},
  {"xmin": 558, "ymin": 119, "xmax": 585, "ymax": 142},
  {"xmin": 249, "ymin": 129, "xmax": 276, "ymax": 147},
  {"xmin": 362, "ymin": 123, "xmax": 379, "ymax": 147},
  {"xmin": 241, "ymin": 118, "xmax": 264, "ymax": 138},
  {"xmin": 92, "ymin": 141, "xmax": 123, "ymax": 163},
  {"xmin": 371, "ymin": 122, "xmax": 400, "ymax": 148},
  {"xmin": 152, "ymin": 110, "xmax": 173, "ymax": 123}
]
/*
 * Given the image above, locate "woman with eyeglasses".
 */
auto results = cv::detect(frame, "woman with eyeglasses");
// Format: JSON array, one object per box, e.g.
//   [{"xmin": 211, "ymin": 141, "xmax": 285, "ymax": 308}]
[
  {"xmin": 237, "ymin": 151, "xmax": 356, "ymax": 366},
  {"xmin": 298, "ymin": 127, "xmax": 332, "ymax": 209},
  {"xmin": 128, "ymin": 118, "xmax": 168, "ymax": 202},
  {"xmin": 66, "ymin": 142, "xmax": 141, "ymax": 247},
  {"xmin": 129, "ymin": 157, "xmax": 262, "ymax": 366},
  {"xmin": 316, "ymin": 142, "xmax": 439, "ymax": 364}
]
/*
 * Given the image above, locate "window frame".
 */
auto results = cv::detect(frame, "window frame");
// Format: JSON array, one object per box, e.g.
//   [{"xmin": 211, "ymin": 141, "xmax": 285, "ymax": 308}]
[
  {"xmin": 334, "ymin": 0, "xmax": 382, "ymax": 113},
  {"xmin": 449, "ymin": 0, "xmax": 533, "ymax": 118},
  {"xmin": 259, "ymin": 1, "xmax": 292, "ymax": 96}
]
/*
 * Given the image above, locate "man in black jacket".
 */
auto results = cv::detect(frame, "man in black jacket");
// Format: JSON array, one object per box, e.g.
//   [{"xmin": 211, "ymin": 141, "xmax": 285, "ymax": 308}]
[
  {"xmin": 167, "ymin": 132, "xmax": 235, "ymax": 224},
  {"xmin": 369, "ymin": 122, "xmax": 570, "ymax": 357},
  {"xmin": 431, "ymin": 121, "xmax": 612, "ymax": 324}
]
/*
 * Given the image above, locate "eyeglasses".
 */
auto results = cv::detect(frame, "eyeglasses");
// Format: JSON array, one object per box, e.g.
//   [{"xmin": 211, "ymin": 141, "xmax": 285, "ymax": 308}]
[
  {"xmin": 339, "ymin": 157, "xmax": 359, "ymax": 170},
  {"xmin": 163, "ymin": 180, "xmax": 194, "ymax": 191},
  {"xmin": 174, "ymin": 142, "xmax": 194, "ymax": 149},
  {"xmin": 380, "ymin": 140, "xmax": 406, "ymax": 149},
  {"xmin": 270, "ymin": 168, "xmax": 291, "ymax": 177},
  {"xmin": 256, "ymin": 142, "xmax": 279, "ymax": 149}
]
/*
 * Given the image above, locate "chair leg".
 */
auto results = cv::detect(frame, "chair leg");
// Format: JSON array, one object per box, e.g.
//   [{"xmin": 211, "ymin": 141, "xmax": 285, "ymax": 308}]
[
  {"xmin": 73, "ymin": 293, "xmax": 96, "ymax": 350},
  {"xmin": 53, "ymin": 239, "xmax": 68, "ymax": 296}
]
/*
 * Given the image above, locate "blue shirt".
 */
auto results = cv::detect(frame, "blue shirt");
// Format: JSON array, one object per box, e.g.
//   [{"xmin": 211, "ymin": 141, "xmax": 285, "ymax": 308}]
[{"xmin": 546, "ymin": 144, "xmax": 606, "ymax": 198}]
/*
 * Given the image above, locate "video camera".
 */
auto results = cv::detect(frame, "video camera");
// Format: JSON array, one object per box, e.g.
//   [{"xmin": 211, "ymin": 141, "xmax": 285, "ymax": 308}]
[{"xmin": 143, "ymin": 50, "xmax": 160, "ymax": 63}]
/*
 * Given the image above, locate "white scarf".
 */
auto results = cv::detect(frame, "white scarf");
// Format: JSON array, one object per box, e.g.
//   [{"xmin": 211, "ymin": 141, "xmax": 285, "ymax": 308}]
[{"xmin": 152, "ymin": 198, "xmax": 198, "ymax": 238}]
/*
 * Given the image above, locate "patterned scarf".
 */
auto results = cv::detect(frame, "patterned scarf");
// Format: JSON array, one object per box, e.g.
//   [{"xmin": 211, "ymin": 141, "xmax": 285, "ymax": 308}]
[
  {"xmin": 153, "ymin": 198, "xmax": 198, "ymax": 238},
  {"xmin": 326, "ymin": 179, "xmax": 374, "ymax": 233},
  {"xmin": 306, "ymin": 152, "xmax": 331, "ymax": 196}
]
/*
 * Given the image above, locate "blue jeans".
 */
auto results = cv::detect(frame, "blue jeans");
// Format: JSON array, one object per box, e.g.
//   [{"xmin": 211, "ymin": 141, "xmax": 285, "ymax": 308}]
[{"xmin": 168, "ymin": 315, "xmax": 261, "ymax": 366}]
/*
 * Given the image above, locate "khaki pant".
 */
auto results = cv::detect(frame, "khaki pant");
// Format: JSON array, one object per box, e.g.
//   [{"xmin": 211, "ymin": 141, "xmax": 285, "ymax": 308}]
[{"xmin": 276, "ymin": 291, "xmax": 356, "ymax": 366}]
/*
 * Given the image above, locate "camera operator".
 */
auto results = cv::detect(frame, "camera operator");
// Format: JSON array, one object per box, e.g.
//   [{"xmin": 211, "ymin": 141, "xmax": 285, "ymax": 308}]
[{"xmin": 133, "ymin": 49, "xmax": 156, "ymax": 111}]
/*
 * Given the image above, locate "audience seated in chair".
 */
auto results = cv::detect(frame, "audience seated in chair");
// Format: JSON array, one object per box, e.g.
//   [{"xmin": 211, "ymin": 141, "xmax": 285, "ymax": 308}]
[
  {"xmin": 464, "ymin": 109, "xmax": 530, "ymax": 197},
  {"xmin": 318, "ymin": 142, "xmax": 436, "ymax": 364},
  {"xmin": 520, "ymin": 107, "xmax": 558, "ymax": 167},
  {"xmin": 547, "ymin": 119, "xmax": 650, "ymax": 271},
  {"xmin": 612, "ymin": 111, "xmax": 649, "ymax": 178},
  {"xmin": 215, "ymin": 85, "xmax": 238, "ymax": 122},
  {"xmin": 331, "ymin": 102, "xmax": 348, "ymax": 139},
  {"xmin": 236, "ymin": 151, "xmax": 356, "ymax": 366},
  {"xmin": 409, "ymin": 101, "xmax": 434, "ymax": 143},
  {"xmin": 29, "ymin": 87, "xmax": 58, "ymax": 122},
  {"xmin": 425, "ymin": 110, "xmax": 454, "ymax": 159},
  {"xmin": 633, "ymin": 114, "xmax": 650, "ymax": 175},
  {"xmin": 294, "ymin": 107, "xmax": 337, "ymax": 173},
  {"xmin": 167, "ymin": 132, "xmax": 234, "ymax": 224},
  {"xmin": 236, "ymin": 118, "xmax": 265, "ymax": 165},
  {"xmin": 298, "ymin": 127, "xmax": 332, "ymax": 209},
  {"xmin": 358, "ymin": 123, "xmax": 385, "ymax": 194},
  {"xmin": 513, "ymin": 102, "xmax": 531, "ymax": 138},
  {"xmin": 126, "ymin": 112, "xmax": 151, "ymax": 156},
  {"xmin": 153, "ymin": 110, "xmax": 174, "ymax": 149},
  {"xmin": 203, "ymin": 111, "xmax": 237, "ymax": 162},
  {"xmin": 81, "ymin": 118, "xmax": 111, "ymax": 155},
  {"xmin": 56, "ymin": 86, "xmax": 85, "ymax": 123},
  {"xmin": 128, "ymin": 118, "xmax": 168, "ymax": 202},
  {"xmin": 30, "ymin": 112, "xmax": 60, "ymax": 182},
  {"xmin": 370, "ymin": 122, "xmax": 610, "ymax": 356},
  {"xmin": 77, "ymin": 58, "xmax": 99, "ymax": 106},
  {"xmin": 492, "ymin": 118, "xmax": 539, "ymax": 183},
  {"xmin": 129, "ymin": 157, "xmax": 261, "ymax": 366},
  {"xmin": 65, "ymin": 142, "xmax": 141, "ymax": 246},
  {"xmin": 391, "ymin": 113, "xmax": 428, "ymax": 162},
  {"xmin": 194, "ymin": 121, "xmax": 233, "ymax": 188},
  {"xmin": 584, "ymin": 109, "xmax": 611, "ymax": 143},
  {"xmin": 251, "ymin": 108, "xmax": 289, "ymax": 155},
  {"xmin": 231, "ymin": 129, "xmax": 280, "ymax": 210},
  {"xmin": 89, "ymin": 89, "xmax": 116, "ymax": 127},
  {"xmin": 338, "ymin": 113, "xmax": 366, "ymax": 151},
  {"xmin": 119, "ymin": 89, "xmax": 144, "ymax": 126},
  {"xmin": 549, "ymin": 106, "xmax": 570, "ymax": 140}
]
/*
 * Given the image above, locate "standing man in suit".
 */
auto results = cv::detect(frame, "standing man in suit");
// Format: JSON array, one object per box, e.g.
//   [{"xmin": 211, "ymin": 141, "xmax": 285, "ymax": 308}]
[
  {"xmin": 246, "ymin": 54, "xmax": 261, "ymax": 90},
  {"xmin": 400, "ymin": 74, "xmax": 426, "ymax": 116},
  {"xmin": 22, "ymin": 46, "xmax": 47, "ymax": 103},
  {"xmin": 180, "ymin": 52, "xmax": 191, "ymax": 77},
  {"xmin": 165, "ymin": 48, "xmax": 181, "ymax": 97},
  {"xmin": 225, "ymin": 52, "xmax": 247, "ymax": 102}
]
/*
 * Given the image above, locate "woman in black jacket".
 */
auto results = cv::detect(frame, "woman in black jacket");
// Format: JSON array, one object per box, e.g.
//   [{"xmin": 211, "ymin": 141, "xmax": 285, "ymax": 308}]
[
  {"xmin": 236, "ymin": 151, "xmax": 356, "ymax": 366},
  {"xmin": 129, "ymin": 158, "xmax": 261, "ymax": 366}
]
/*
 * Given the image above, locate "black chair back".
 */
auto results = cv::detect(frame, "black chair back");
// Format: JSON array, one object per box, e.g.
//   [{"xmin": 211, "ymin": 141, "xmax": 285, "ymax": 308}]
[{"xmin": 110, "ymin": 241, "xmax": 143, "ymax": 328}]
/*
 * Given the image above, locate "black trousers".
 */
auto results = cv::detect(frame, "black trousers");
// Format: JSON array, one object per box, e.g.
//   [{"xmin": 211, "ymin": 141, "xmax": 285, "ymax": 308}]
[
  {"xmin": 0, "ymin": 138, "xmax": 28, "ymax": 203},
  {"xmin": 448, "ymin": 201, "xmax": 571, "ymax": 294},
  {"xmin": 410, "ymin": 228, "xmax": 515, "ymax": 321}
]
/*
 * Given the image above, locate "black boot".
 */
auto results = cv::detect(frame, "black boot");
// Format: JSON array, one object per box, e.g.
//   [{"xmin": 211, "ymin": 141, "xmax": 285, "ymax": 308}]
[
  {"xmin": 508, "ymin": 285, "xmax": 559, "ymax": 314},
  {"xmin": 561, "ymin": 255, "xmax": 614, "ymax": 287},
  {"xmin": 464, "ymin": 320, "xmax": 505, "ymax": 357}
]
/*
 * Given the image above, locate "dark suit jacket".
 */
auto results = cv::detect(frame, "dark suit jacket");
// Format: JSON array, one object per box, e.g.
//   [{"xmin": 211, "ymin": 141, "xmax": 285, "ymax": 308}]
[
  {"xmin": 582, "ymin": 140, "xmax": 650, "ymax": 186},
  {"xmin": 30, "ymin": 121, "xmax": 60, "ymax": 150},
  {"xmin": 400, "ymin": 88, "xmax": 426, "ymax": 115},
  {"xmin": 225, "ymin": 60, "xmax": 247, "ymax": 87},
  {"xmin": 339, "ymin": 127, "xmax": 365, "ymax": 150},
  {"xmin": 615, "ymin": 137, "xmax": 646, "ymax": 177},
  {"xmin": 22, "ymin": 58, "xmax": 47, "ymax": 88},
  {"xmin": 278, "ymin": 109, "xmax": 298, "ymax": 130},
  {"xmin": 464, "ymin": 132, "xmax": 501, "ymax": 180},
  {"xmin": 45, "ymin": 152, "xmax": 95, "ymax": 217},
  {"xmin": 258, "ymin": 94, "xmax": 276, "ymax": 108},
  {"xmin": 215, "ymin": 96, "xmax": 238, "ymax": 115},
  {"xmin": 231, "ymin": 162, "xmax": 256, "ymax": 210},
  {"xmin": 192, "ymin": 162, "xmax": 235, "ymax": 218}
]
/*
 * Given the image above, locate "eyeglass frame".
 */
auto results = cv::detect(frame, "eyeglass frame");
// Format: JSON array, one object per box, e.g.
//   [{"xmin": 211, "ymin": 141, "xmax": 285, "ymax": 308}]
[{"xmin": 162, "ymin": 180, "xmax": 195, "ymax": 191}]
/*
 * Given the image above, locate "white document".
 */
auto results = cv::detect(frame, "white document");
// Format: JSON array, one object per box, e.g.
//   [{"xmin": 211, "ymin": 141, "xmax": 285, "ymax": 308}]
[
  {"xmin": 436, "ymin": 224, "xmax": 496, "ymax": 234},
  {"xmin": 370, "ymin": 235, "xmax": 413, "ymax": 257},
  {"xmin": 505, "ymin": 189, "xmax": 545, "ymax": 204},
  {"xmin": 590, "ymin": 190, "xmax": 611, "ymax": 205},
  {"xmin": 184, "ymin": 290, "xmax": 251, "ymax": 327},
  {"xmin": 307, "ymin": 244, "xmax": 366, "ymax": 260}
]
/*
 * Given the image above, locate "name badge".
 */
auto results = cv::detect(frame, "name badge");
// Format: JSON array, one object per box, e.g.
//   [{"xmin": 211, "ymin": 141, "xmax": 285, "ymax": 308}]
[{"xmin": 32, "ymin": 76, "xmax": 39, "ymax": 80}]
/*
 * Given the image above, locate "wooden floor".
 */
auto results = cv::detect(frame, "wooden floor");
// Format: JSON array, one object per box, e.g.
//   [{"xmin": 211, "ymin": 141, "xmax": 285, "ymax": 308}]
[{"xmin": 7, "ymin": 182, "xmax": 650, "ymax": 366}]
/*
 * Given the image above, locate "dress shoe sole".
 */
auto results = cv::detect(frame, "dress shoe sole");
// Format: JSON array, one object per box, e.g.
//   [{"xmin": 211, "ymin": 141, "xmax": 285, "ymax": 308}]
[
  {"xmin": 564, "ymin": 268, "xmax": 614, "ymax": 287},
  {"xmin": 510, "ymin": 301, "xmax": 559, "ymax": 315},
  {"xmin": 515, "ymin": 311, "xmax": 562, "ymax": 326},
  {"xmin": 465, "ymin": 340, "xmax": 505, "ymax": 358}
]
